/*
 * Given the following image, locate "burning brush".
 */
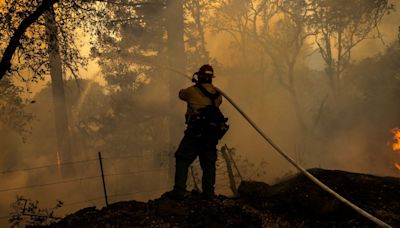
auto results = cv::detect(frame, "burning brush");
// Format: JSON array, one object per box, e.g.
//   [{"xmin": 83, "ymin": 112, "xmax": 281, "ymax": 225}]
[{"xmin": 391, "ymin": 128, "xmax": 400, "ymax": 170}]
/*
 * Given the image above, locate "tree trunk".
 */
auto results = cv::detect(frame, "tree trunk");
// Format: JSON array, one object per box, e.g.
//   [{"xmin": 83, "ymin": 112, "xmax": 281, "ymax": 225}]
[
  {"xmin": 192, "ymin": 0, "xmax": 209, "ymax": 62},
  {"xmin": 165, "ymin": 0, "xmax": 187, "ymax": 182},
  {"xmin": 46, "ymin": 6, "xmax": 74, "ymax": 177},
  {"xmin": 287, "ymin": 61, "xmax": 307, "ymax": 133},
  {"xmin": 321, "ymin": 32, "xmax": 337, "ymax": 99},
  {"xmin": 166, "ymin": 0, "xmax": 186, "ymax": 102}
]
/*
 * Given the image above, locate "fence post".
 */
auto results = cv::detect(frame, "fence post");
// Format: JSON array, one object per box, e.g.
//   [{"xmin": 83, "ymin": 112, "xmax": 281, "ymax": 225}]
[
  {"xmin": 98, "ymin": 152, "xmax": 109, "ymax": 207},
  {"xmin": 220, "ymin": 145, "xmax": 239, "ymax": 197},
  {"xmin": 225, "ymin": 144, "xmax": 243, "ymax": 181}
]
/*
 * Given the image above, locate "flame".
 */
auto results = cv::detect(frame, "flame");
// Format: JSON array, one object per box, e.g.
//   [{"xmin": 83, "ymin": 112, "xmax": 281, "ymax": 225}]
[
  {"xmin": 392, "ymin": 128, "xmax": 400, "ymax": 170},
  {"xmin": 392, "ymin": 128, "xmax": 400, "ymax": 151}
]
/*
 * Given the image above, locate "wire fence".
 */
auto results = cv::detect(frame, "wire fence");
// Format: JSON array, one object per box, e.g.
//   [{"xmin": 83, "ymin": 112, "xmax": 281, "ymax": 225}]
[
  {"xmin": 0, "ymin": 150, "xmax": 240, "ymax": 223},
  {"xmin": 0, "ymin": 152, "xmax": 174, "ymax": 222},
  {"xmin": 0, "ymin": 158, "xmax": 99, "ymax": 175},
  {"xmin": 0, "ymin": 175, "xmax": 101, "ymax": 193},
  {"xmin": 0, "ymin": 153, "xmax": 171, "ymax": 175},
  {"xmin": 0, "ymin": 168, "xmax": 171, "ymax": 193}
]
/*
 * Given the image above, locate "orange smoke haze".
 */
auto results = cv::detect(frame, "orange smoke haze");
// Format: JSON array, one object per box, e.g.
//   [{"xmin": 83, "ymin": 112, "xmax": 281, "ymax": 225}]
[{"xmin": 1, "ymin": 1, "xmax": 400, "ymax": 227}]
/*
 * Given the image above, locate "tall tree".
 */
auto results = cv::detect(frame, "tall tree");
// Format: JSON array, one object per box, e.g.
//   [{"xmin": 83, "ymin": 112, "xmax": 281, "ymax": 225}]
[
  {"xmin": 0, "ymin": 0, "xmax": 97, "ymax": 82},
  {"xmin": 92, "ymin": 0, "xmax": 169, "ymax": 155},
  {"xmin": 45, "ymin": 5, "xmax": 73, "ymax": 174},
  {"xmin": 164, "ymin": 0, "xmax": 187, "ymax": 182},
  {"xmin": 250, "ymin": 0, "xmax": 311, "ymax": 131},
  {"xmin": 93, "ymin": 0, "xmax": 218, "ymax": 183},
  {"xmin": 212, "ymin": 0, "xmax": 313, "ymax": 131},
  {"xmin": 210, "ymin": 0, "xmax": 262, "ymax": 66},
  {"xmin": 308, "ymin": 0, "xmax": 392, "ymax": 98},
  {"xmin": 0, "ymin": 0, "xmax": 98, "ymax": 169},
  {"xmin": 183, "ymin": 0, "xmax": 216, "ymax": 68}
]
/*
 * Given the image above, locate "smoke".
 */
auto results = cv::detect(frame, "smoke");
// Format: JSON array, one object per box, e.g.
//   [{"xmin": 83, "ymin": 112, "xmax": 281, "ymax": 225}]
[
  {"xmin": 204, "ymin": 2, "xmax": 400, "ymax": 182},
  {"xmin": 1, "ymin": 1, "xmax": 400, "ymax": 227}
]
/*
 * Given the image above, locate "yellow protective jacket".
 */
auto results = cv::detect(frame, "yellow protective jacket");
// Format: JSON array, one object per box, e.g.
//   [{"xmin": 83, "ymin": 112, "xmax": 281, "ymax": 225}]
[{"xmin": 179, "ymin": 83, "xmax": 222, "ymax": 120}]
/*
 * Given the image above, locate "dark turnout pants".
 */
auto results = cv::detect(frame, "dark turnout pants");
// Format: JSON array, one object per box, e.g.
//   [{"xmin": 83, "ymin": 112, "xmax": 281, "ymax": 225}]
[{"xmin": 173, "ymin": 129, "xmax": 218, "ymax": 196}]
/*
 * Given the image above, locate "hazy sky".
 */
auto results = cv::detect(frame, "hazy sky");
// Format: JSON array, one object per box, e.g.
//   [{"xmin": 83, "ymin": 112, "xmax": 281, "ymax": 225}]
[{"xmin": 2, "ymin": 0, "xmax": 399, "ymax": 94}]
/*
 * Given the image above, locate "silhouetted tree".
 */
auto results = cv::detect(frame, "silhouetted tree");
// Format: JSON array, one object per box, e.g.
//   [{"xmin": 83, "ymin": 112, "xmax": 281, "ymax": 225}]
[
  {"xmin": 184, "ymin": 0, "xmax": 213, "ymax": 67},
  {"xmin": 251, "ymin": 0, "xmax": 312, "ymax": 132},
  {"xmin": 91, "ymin": 0, "xmax": 218, "ymax": 180},
  {"xmin": 0, "ymin": 0, "xmax": 96, "ymax": 81},
  {"xmin": 0, "ymin": 0, "xmax": 59, "ymax": 80},
  {"xmin": 0, "ymin": 78, "xmax": 33, "ymax": 141},
  {"xmin": 45, "ymin": 6, "xmax": 73, "ymax": 174},
  {"xmin": 91, "ymin": 0, "xmax": 169, "ymax": 154},
  {"xmin": 211, "ymin": 0, "xmax": 268, "ymax": 67},
  {"xmin": 308, "ymin": 0, "xmax": 393, "ymax": 98},
  {"xmin": 0, "ymin": 1, "xmax": 99, "ymax": 170}
]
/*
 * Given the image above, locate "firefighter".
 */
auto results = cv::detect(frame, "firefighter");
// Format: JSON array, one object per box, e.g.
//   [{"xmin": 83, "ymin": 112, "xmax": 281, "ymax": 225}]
[{"xmin": 167, "ymin": 64, "xmax": 227, "ymax": 200}]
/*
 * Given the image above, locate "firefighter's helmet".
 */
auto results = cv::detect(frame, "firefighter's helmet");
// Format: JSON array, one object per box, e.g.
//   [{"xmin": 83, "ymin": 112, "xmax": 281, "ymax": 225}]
[{"xmin": 197, "ymin": 64, "xmax": 215, "ymax": 78}]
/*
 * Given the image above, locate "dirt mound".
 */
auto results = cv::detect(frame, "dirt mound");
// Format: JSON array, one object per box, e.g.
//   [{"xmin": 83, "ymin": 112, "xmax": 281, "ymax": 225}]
[
  {"xmin": 239, "ymin": 168, "xmax": 400, "ymax": 227},
  {"xmin": 47, "ymin": 192, "xmax": 263, "ymax": 228},
  {"xmin": 46, "ymin": 169, "xmax": 400, "ymax": 227}
]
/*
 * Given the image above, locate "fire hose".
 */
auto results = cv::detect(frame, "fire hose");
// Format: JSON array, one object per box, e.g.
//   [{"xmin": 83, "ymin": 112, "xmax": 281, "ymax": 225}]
[{"xmin": 165, "ymin": 67, "xmax": 392, "ymax": 228}]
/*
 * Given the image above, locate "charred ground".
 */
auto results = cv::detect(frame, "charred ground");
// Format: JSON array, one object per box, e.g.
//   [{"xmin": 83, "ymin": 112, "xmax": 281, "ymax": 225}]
[{"xmin": 39, "ymin": 168, "xmax": 400, "ymax": 228}]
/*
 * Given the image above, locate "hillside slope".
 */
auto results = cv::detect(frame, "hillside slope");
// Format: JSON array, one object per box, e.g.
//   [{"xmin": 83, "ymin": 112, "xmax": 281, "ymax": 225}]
[{"xmin": 46, "ymin": 169, "xmax": 400, "ymax": 227}]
